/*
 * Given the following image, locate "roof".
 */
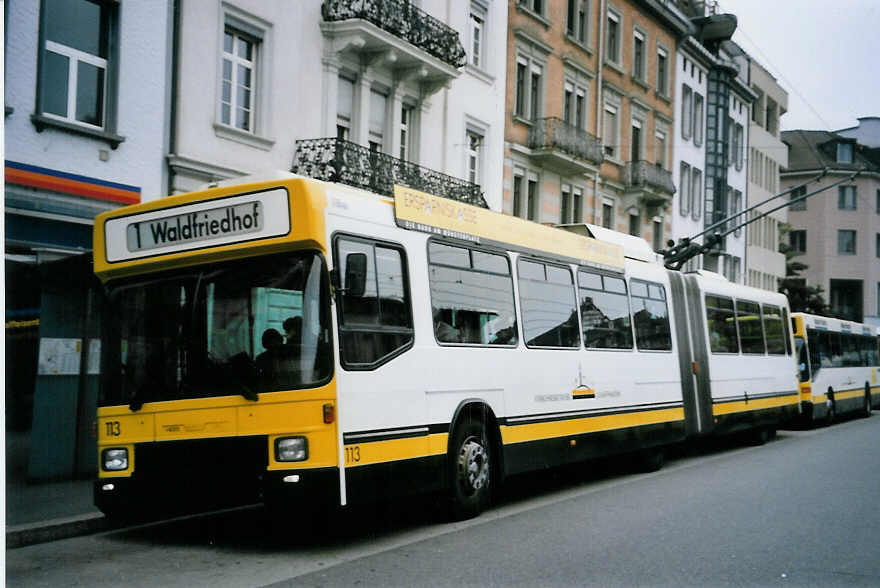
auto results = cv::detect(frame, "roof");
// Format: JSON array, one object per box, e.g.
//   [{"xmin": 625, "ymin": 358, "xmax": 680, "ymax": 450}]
[{"xmin": 781, "ymin": 129, "xmax": 880, "ymax": 173}]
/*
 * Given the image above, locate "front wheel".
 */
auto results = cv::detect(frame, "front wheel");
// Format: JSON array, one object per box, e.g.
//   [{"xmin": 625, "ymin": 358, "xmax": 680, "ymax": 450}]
[{"xmin": 448, "ymin": 419, "xmax": 492, "ymax": 520}]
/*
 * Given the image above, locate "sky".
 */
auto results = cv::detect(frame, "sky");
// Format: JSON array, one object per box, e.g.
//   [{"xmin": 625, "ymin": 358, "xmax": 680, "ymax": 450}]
[{"xmin": 719, "ymin": 0, "xmax": 880, "ymax": 132}]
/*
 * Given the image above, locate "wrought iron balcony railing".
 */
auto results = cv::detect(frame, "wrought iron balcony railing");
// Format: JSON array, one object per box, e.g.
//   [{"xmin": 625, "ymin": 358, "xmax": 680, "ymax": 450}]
[
  {"xmin": 322, "ymin": 0, "xmax": 467, "ymax": 69},
  {"xmin": 528, "ymin": 118, "xmax": 604, "ymax": 166},
  {"xmin": 624, "ymin": 160, "xmax": 676, "ymax": 196},
  {"xmin": 292, "ymin": 138, "xmax": 488, "ymax": 208}
]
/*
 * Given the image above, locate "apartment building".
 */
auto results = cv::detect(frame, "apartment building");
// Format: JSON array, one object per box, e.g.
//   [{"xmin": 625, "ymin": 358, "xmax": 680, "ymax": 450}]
[
  {"xmin": 502, "ymin": 0, "xmax": 691, "ymax": 248},
  {"xmin": 781, "ymin": 125, "xmax": 880, "ymax": 325},
  {"xmin": 171, "ymin": 0, "xmax": 507, "ymax": 209}
]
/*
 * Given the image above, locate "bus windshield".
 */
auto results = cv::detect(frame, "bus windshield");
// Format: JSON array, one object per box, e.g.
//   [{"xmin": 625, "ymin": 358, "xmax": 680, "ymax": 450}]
[{"xmin": 99, "ymin": 251, "xmax": 332, "ymax": 408}]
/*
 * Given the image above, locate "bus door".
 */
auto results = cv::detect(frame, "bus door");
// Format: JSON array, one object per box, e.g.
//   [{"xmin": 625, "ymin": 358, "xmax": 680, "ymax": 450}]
[{"xmin": 668, "ymin": 273, "xmax": 714, "ymax": 436}]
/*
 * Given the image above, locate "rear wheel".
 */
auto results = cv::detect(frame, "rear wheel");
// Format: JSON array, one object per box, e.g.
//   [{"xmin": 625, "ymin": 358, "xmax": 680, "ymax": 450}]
[
  {"xmin": 634, "ymin": 448, "xmax": 665, "ymax": 473},
  {"xmin": 748, "ymin": 427, "xmax": 771, "ymax": 446},
  {"xmin": 448, "ymin": 418, "xmax": 492, "ymax": 521}
]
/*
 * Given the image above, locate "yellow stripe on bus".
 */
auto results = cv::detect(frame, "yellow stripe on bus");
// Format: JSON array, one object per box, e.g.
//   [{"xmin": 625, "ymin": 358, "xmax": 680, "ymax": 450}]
[
  {"xmin": 500, "ymin": 407, "xmax": 685, "ymax": 445},
  {"xmin": 343, "ymin": 433, "xmax": 449, "ymax": 468},
  {"xmin": 712, "ymin": 394, "xmax": 800, "ymax": 416}
]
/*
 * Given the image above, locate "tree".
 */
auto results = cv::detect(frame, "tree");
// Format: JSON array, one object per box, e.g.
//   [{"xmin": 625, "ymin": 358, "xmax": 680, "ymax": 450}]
[{"xmin": 777, "ymin": 224, "xmax": 829, "ymax": 315}]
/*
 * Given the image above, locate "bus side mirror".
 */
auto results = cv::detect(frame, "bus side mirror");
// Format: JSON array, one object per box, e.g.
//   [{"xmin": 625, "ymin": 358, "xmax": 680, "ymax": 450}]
[{"xmin": 344, "ymin": 253, "xmax": 367, "ymax": 297}]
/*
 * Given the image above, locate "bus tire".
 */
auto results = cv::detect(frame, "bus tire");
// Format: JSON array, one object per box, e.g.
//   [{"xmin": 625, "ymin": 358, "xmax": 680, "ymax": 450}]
[
  {"xmin": 749, "ymin": 427, "xmax": 771, "ymax": 446},
  {"xmin": 448, "ymin": 418, "xmax": 492, "ymax": 521},
  {"xmin": 864, "ymin": 384, "xmax": 872, "ymax": 418},
  {"xmin": 634, "ymin": 448, "xmax": 664, "ymax": 473}
]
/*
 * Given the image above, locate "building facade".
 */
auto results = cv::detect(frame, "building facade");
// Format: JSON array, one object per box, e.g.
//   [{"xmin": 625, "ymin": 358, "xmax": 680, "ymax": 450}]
[
  {"xmin": 171, "ymin": 0, "xmax": 507, "ymax": 209},
  {"xmin": 501, "ymin": 0, "xmax": 691, "ymax": 247},
  {"xmin": 781, "ymin": 124, "xmax": 880, "ymax": 325}
]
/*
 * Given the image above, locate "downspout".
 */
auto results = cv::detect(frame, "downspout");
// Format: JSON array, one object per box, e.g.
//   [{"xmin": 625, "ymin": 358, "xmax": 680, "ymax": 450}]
[
  {"xmin": 593, "ymin": 0, "xmax": 606, "ymax": 225},
  {"xmin": 167, "ymin": 0, "xmax": 182, "ymax": 197}
]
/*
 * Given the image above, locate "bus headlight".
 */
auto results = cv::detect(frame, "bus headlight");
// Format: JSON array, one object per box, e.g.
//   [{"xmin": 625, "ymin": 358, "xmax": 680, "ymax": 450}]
[
  {"xmin": 275, "ymin": 437, "xmax": 308, "ymax": 462},
  {"xmin": 102, "ymin": 448, "xmax": 129, "ymax": 471}
]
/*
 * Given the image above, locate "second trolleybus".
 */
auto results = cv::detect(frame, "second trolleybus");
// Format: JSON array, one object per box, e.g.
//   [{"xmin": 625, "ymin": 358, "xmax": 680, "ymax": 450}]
[{"xmin": 93, "ymin": 174, "xmax": 800, "ymax": 520}]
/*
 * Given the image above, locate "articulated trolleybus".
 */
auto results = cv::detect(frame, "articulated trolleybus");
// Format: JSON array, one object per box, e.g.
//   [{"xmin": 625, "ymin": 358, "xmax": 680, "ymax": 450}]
[
  {"xmin": 94, "ymin": 174, "xmax": 799, "ymax": 520},
  {"xmin": 791, "ymin": 312, "xmax": 879, "ymax": 424}
]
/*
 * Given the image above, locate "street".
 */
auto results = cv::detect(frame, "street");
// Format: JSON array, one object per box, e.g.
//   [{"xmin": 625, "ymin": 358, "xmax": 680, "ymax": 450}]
[{"xmin": 8, "ymin": 415, "xmax": 880, "ymax": 587}]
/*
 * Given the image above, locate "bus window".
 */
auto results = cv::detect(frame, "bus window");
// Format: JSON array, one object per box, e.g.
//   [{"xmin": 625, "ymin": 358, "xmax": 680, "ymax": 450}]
[
  {"xmin": 795, "ymin": 337, "xmax": 810, "ymax": 382},
  {"xmin": 862, "ymin": 335, "xmax": 880, "ymax": 366},
  {"xmin": 630, "ymin": 279, "xmax": 672, "ymax": 351},
  {"xmin": 579, "ymin": 271, "xmax": 633, "ymax": 349},
  {"xmin": 807, "ymin": 329, "xmax": 824, "ymax": 378},
  {"xmin": 842, "ymin": 334, "xmax": 861, "ymax": 367},
  {"xmin": 705, "ymin": 295, "xmax": 738, "ymax": 353},
  {"xmin": 828, "ymin": 332, "xmax": 843, "ymax": 367},
  {"xmin": 736, "ymin": 300, "xmax": 766, "ymax": 354},
  {"xmin": 762, "ymin": 304, "xmax": 786, "ymax": 355},
  {"xmin": 336, "ymin": 237, "xmax": 413, "ymax": 368},
  {"xmin": 428, "ymin": 242, "xmax": 517, "ymax": 346},
  {"xmin": 518, "ymin": 259, "xmax": 579, "ymax": 348},
  {"xmin": 99, "ymin": 251, "xmax": 332, "ymax": 407},
  {"xmin": 782, "ymin": 308, "xmax": 792, "ymax": 355}
]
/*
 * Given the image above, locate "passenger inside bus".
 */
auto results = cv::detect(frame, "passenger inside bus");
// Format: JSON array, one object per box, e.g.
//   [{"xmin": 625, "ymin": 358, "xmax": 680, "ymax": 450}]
[{"xmin": 255, "ymin": 328, "xmax": 283, "ymax": 381}]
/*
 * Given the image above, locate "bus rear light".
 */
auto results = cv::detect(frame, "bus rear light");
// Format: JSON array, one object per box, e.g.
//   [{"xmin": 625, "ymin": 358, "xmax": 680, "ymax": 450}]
[
  {"xmin": 323, "ymin": 403, "xmax": 335, "ymax": 424},
  {"xmin": 275, "ymin": 436, "xmax": 308, "ymax": 462}
]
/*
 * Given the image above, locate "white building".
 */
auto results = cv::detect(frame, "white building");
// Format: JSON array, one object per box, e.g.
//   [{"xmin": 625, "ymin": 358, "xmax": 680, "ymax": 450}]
[{"xmin": 170, "ymin": 0, "xmax": 507, "ymax": 210}]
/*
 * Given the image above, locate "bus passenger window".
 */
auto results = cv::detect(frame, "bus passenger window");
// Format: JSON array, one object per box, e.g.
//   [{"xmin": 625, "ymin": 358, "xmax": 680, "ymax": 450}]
[
  {"xmin": 518, "ymin": 259, "xmax": 579, "ymax": 348},
  {"xmin": 705, "ymin": 295, "xmax": 738, "ymax": 353},
  {"xmin": 335, "ymin": 237, "xmax": 413, "ymax": 368},
  {"xmin": 762, "ymin": 304, "xmax": 786, "ymax": 355},
  {"xmin": 579, "ymin": 271, "xmax": 633, "ymax": 349},
  {"xmin": 736, "ymin": 300, "xmax": 766, "ymax": 354},
  {"xmin": 630, "ymin": 279, "xmax": 671, "ymax": 351},
  {"xmin": 428, "ymin": 243, "xmax": 517, "ymax": 346}
]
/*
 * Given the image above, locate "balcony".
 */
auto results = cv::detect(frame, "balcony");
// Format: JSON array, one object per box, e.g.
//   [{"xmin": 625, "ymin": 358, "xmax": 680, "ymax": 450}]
[
  {"xmin": 321, "ymin": 0, "xmax": 465, "ymax": 93},
  {"xmin": 621, "ymin": 160, "xmax": 676, "ymax": 214},
  {"xmin": 527, "ymin": 118, "xmax": 604, "ymax": 175},
  {"xmin": 292, "ymin": 138, "xmax": 488, "ymax": 209}
]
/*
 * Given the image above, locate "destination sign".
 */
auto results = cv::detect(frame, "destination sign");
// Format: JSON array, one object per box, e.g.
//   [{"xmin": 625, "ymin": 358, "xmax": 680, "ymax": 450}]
[{"xmin": 104, "ymin": 187, "xmax": 291, "ymax": 263}]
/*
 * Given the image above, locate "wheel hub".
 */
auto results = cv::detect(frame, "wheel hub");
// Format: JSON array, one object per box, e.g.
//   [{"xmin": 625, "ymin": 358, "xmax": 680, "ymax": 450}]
[{"xmin": 458, "ymin": 437, "xmax": 489, "ymax": 494}]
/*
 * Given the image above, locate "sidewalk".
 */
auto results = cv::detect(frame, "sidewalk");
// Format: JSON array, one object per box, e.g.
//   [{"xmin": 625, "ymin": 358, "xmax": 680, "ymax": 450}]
[{"xmin": 6, "ymin": 430, "xmax": 110, "ymax": 548}]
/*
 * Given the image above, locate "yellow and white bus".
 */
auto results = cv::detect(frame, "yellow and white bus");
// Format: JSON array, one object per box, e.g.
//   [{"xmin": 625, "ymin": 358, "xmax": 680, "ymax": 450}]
[
  {"xmin": 791, "ymin": 312, "xmax": 879, "ymax": 424},
  {"xmin": 94, "ymin": 174, "xmax": 800, "ymax": 520}
]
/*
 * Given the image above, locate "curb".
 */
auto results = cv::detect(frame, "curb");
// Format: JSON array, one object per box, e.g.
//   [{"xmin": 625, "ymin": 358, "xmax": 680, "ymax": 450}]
[{"xmin": 6, "ymin": 513, "xmax": 114, "ymax": 549}]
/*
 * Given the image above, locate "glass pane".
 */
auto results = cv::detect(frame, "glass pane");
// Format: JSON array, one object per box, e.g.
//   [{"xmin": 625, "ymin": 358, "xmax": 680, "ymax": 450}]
[
  {"xmin": 238, "ymin": 65, "xmax": 252, "ymax": 89},
  {"xmin": 520, "ymin": 277, "xmax": 579, "ymax": 348},
  {"xmin": 41, "ymin": 50, "xmax": 69, "ymax": 117},
  {"xmin": 222, "ymin": 80, "xmax": 231, "ymax": 103},
  {"xmin": 546, "ymin": 265, "xmax": 573, "ymax": 285},
  {"xmin": 632, "ymin": 297, "xmax": 672, "ymax": 350},
  {"xmin": 237, "ymin": 37, "xmax": 252, "ymax": 60},
  {"xmin": 518, "ymin": 259, "xmax": 545, "ymax": 281},
  {"xmin": 237, "ymin": 84, "xmax": 251, "ymax": 110},
  {"xmin": 472, "ymin": 251, "xmax": 509, "ymax": 275},
  {"xmin": 736, "ymin": 300, "xmax": 765, "ymax": 354},
  {"xmin": 75, "ymin": 61, "xmax": 104, "ymax": 126},
  {"xmin": 604, "ymin": 276, "xmax": 627, "ymax": 294},
  {"xmin": 46, "ymin": 0, "xmax": 106, "ymax": 56},
  {"xmin": 338, "ymin": 240, "xmax": 378, "ymax": 325},
  {"xmin": 578, "ymin": 271, "xmax": 602, "ymax": 290},
  {"xmin": 224, "ymin": 32, "xmax": 233, "ymax": 54},
  {"xmin": 762, "ymin": 304, "xmax": 786, "ymax": 355},
  {"xmin": 223, "ymin": 59, "xmax": 232, "ymax": 83},
  {"xmin": 705, "ymin": 296, "xmax": 738, "ymax": 353},
  {"xmin": 429, "ymin": 242, "xmax": 470, "ymax": 268},
  {"xmin": 630, "ymin": 280, "xmax": 648, "ymax": 298},
  {"xmin": 581, "ymin": 289, "xmax": 632, "ymax": 349},
  {"xmin": 221, "ymin": 103, "xmax": 231, "ymax": 125},
  {"xmin": 236, "ymin": 107, "xmax": 250, "ymax": 131},
  {"xmin": 376, "ymin": 247, "xmax": 410, "ymax": 327}
]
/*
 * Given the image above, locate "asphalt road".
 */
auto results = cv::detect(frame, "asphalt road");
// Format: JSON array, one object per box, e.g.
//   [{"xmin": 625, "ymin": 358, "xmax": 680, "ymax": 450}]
[{"xmin": 7, "ymin": 416, "xmax": 880, "ymax": 587}]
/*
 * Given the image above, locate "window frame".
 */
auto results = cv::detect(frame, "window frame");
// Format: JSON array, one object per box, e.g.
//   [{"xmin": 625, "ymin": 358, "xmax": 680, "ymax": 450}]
[
  {"xmin": 837, "ymin": 185, "xmax": 857, "ymax": 210},
  {"xmin": 632, "ymin": 29, "xmax": 646, "ymax": 82},
  {"xmin": 332, "ymin": 233, "xmax": 415, "ymax": 371},
  {"xmin": 579, "ymin": 269, "xmax": 634, "ymax": 350},
  {"xmin": 33, "ymin": 0, "xmax": 124, "ymax": 147},
  {"xmin": 606, "ymin": 8, "xmax": 622, "ymax": 65},
  {"xmin": 837, "ymin": 229, "xmax": 857, "ymax": 255},
  {"xmin": 630, "ymin": 278, "xmax": 672, "ymax": 352},
  {"xmin": 468, "ymin": 4, "xmax": 486, "ymax": 70},
  {"xmin": 656, "ymin": 45, "xmax": 669, "ymax": 97},
  {"xmin": 681, "ymin": 84, "xmax": 693, "ymax": 140},
  {"xmin": 693, "ymin": 93, "xmax": 704, "ymax": 147},
  {"xmin": 517, "ymin": 257, "xmax": 581, "ymax": 349}
]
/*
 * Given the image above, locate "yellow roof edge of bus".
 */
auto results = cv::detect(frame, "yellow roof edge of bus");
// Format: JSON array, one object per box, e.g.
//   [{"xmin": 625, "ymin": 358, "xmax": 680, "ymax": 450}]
[{"xmin": 93, "ymin": 176, "xmax": 328, "ymax": 282}]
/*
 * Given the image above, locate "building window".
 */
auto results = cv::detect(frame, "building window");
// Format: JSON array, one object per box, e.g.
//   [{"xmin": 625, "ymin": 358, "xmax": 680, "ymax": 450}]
[
  {"xmin": 734, "ymin": 124, "xmax": 744, "ymax": 170},
  {"xmin": 513, "ymin": 168, "xmax": 524, "ymax": 217},
  {"xmin": 527, "ymin": 173, "xmax": 539, "ymax": 220},
  {"xmin": 656, "ymin": 46, "xmax": 668, "ymax": 96},
  {"xmin": 732, "ymin": 190, "xmax": 743, "ymax": 237},
  {"xmin": 876, "ymin": 189, "xmax": 880, "ymax": 214},
  {"xmin": 790, "ymin": 185, "xmax": 807, "ymax": 211},
  {"xmin": 790, "ymin": 229, "xmax": 806, "ymax": 253},
  {"xmin": 681, "ymin": 85, "xmax": 693, "ymax": 140},
  {"xmin": 221, "ymin": 28, "xmax": 258, "ymax": 132},
  {"xmin": 837, "ymin": 142, "xmax": 853, "ymax": 164},
  {"xmin": 679, "ymin": 162, "xmax": 691, "ymax": 216},
  {"xmin": 606, "ymin": 10, "xmax": 621, "ymax": 64},
  {"xmin": 520, "ymin": 0, "xmax": 545, "ymax": 17},
  {"xmin": 566, "ymin": 0, "xmax": 588, "ymax": 44},
  {"xmin": 630, "ymin": 118, "xmax": 643, "ymax": 162},
  {"xmin": 693, "ymin": 93, "xmax": 704, "ymax": 147},
  {"xmin": 838, "ymin": 229, "xmax": 857, "ymax": 255},
  {"xmin": 838, "ymin": 186, "xmax": 857, "ymax": 210},
  {"xmin": 399, "ymin": 104, "xmax": 413, "ymax": 160},
  {"xmin": 515, "ymin": 55, "xmax": 543, "ymax": 120},
  {"xmin": 469, "ymin": 5, "xmax": 485, "ymax": 69},
  {"xmin": 633, "ymin": 30, "xmax": 646, "ymax": 81},
  {"xmin": 514, "ymin": 168, "xmax": 539, "ymax": 221},
  {"xmin": 602, "ymin": 200, "xmax": 614, "ymax": 229},
  {"xmin": 629, "ymin": 212, "xmax": 640, "ymax": 236},
  {"xmin": 466, "ymin": 129, "xmax": 483, "ymax": 186},
  {"xmin": 38, "ymin": 0, "xmax": 117, "ymax": 132},
  {"xmin": 368, "ymin": 89, "xmax": 387, "ymax": 152},
  {"xmin": 691, "ymin": 167, "xmax": 702, "ymax": 221},
  {"xmin": 765, "ymin": 98, "xmax": 778, "ymax": 135},
  {"xmin": 603, "ymin": 103, "xmax": 619, "ymax": 158},
  {"xmin": 563, "ymin": 78, "xmax": 588, "ymax": 130},
  {"xmin": 652, "ymin": 219, "xmax": 663, "ymax": 251},
  {"xmin": 572, "ymin": 187, "xmax": 583, "ymax": 223},
  {"xmin": 654, "ymin": 128, "xmax": 667, "ymax": 169},
  {"xmin": 337, "ymin": 76, "xmax": 354, "ymax": 140},
  {"xmin": 561, "ymin": 184, "xmax": 572, "ymax": 224},
  {"xmin": 876, "ymin": 233, "xmax": 880, "ymax": 258}
]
